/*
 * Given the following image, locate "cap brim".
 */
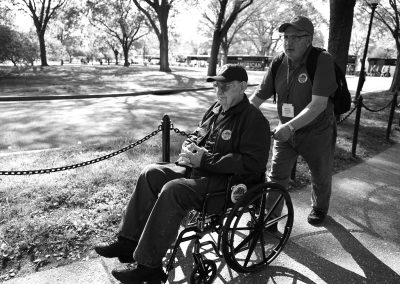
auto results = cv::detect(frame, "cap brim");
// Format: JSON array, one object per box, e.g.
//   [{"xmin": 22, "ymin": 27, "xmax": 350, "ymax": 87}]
[
  {"xmin": 278, "ymin": 23, "xmax": 291, "ymax": 32},
  {"xmin": 206, "ymin": 76, "xmax": 227, "ymax": 82},
  {"xmin": 278, "ymin": 23, "xmax": 309, "ymax": 34}
]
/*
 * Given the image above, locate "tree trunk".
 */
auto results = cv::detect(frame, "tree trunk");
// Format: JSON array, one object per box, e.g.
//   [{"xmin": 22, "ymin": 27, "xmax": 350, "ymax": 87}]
[
  {"xmin": 328, "ymin": 0, "xmax": 356, "ymax": 72},
  {"xmin": 38, "ymin": 32, "xmax": 48, "ymax": 66},
  {"xmin": 114, "ymin": 50, "xmax": 119, "ymax": 65},
  {"xmin": 207, "ymin": 31, "xmax": 222, "ymax": 76},
  {"xmin": 159, "ymin": 21, "xmax": 171, "ymax": 72},
  {"xmin": 123, "ymin": 44, "xmax": 130, "ymax": 67},
  {"xmin": 390, "ymin": 52, "xmax": 400, "ymax": 91},
  {"xmin": 221, "ymin": 46, "xmax": 228, "ymax": 65}
]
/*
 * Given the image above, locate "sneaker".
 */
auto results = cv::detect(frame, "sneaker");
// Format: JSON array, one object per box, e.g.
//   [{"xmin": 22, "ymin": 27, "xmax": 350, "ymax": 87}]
[
  {"xmin": 94, "ymin": 236, "xmax": 137, "ymax": 263},
  {"xmin": 111, "ymin": 264, "xmax": 167, "ymax": 284},
  {"xmin": 307, "ymin": 209, "xmax": 326, "ymax": 225}
]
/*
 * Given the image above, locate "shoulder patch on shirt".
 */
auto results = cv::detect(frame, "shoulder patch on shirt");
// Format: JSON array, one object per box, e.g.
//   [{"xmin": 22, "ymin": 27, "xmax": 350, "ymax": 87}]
[
  {"xmin": 298, "ymin": 73, "xmax": 308, "ymax": 83},
  {"xmin": 221, "ymin": 129, "xmax": 232, "ymax": 140}
]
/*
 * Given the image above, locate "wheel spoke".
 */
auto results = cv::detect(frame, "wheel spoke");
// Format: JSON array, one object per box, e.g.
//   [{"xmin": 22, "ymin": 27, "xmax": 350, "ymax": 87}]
[
  {"xmin": 233, "ymin": 229, "xmax": 257, "ymax": 253},
  {"xmin": 259, "ymin": 230, "xmax": 267, "ymax": 262},
  {"xmin": 265, "ymin": 193, "xmax": 283, "ymax": 219},
  {"xmin": 243, "ymin": 230, "xmax": 260, "ymax": 267}
]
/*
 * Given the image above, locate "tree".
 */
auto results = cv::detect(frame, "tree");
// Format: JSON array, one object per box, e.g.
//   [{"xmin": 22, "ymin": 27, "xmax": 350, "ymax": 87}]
[
  {"xmin": 372, "ymin": 0, "xmax": 400, "ymax": 91},
  {"xmin": 0, "ymin": 25, "xmax": 15, "ymax": 63},
  {"xmin": 11, "ymin": 0, "xmax": 69, "ymax": 66},
  {"xmin": 0, "ymin": 2, "xmax": 15, "ymax": 26},
  {"xmin": 87, "ymin": 0, "xmax": 149, "ymax": 67},
  {"xmin": 201, "ymin": 1, "xmax": 259, "ymax": 64},
  {"xmin": 237, "ymin": 0, "xmax": 324, "ymax": 57},
  {"xmin": 53, "ymin": 4, "xmax": 86, "ymax": 63},
  {"xmin": 131, "ymin": 0, "xmax": 175, "ymax": 72},
  {"xmin": 0, "ymin": 26, "xmax": 39, "ymax": 65},
  {"xmin": 204, "ymin": 0, "xmax": 254, "ymax": 76},
  {"xmin": 328, "ymin": 0, "xmax": 357, "ymax": 72}
]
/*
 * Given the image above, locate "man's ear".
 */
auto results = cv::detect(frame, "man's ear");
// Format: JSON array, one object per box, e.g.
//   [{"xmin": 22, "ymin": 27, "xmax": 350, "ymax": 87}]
[{"xmin": 240, "ymin": 81, "xmax": 248, "ymax": 92}]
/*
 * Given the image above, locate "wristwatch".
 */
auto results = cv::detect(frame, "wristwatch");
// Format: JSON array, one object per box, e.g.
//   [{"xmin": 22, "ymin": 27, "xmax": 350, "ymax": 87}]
[{"xmin": 287, "ymin": 123, "xmax": 295, "ymax": 133}]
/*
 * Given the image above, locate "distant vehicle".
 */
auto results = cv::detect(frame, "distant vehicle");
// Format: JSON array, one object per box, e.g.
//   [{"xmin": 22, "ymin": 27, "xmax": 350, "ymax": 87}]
[
  {"xmin": 186, "ymin": 55, "xmax": 273, "ymax": 70},
  {"xmin": 149, "ymin": 57, "xmax": 160, "ymax": 65}
]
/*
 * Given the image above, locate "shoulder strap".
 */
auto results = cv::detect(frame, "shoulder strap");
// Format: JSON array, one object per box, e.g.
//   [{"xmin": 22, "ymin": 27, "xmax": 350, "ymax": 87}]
[
  {"xmin": 306, "ymin": 46, "xmax": 324, "ymax": 83},
  {"xmin": 271, "ymin": 52, "xmax": 285, "ymax": 103}
]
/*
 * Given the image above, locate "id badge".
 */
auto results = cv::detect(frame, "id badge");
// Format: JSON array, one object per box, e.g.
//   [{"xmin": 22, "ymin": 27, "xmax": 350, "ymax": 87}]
[{"xmin": 282, "ymin": 103, "xmax": 294, "ymax": 118}]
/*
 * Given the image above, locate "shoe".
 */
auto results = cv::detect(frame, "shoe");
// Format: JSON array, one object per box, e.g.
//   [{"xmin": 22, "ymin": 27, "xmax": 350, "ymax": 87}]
[
  {"xmin": 111, "ymin": 264, "xmax": 167, "ymax": 284},
  {"xmin": 307, "ymin": 209, "xmax": 326, "ymax": 225},
  {"xmin": 94, "ymin": 236, "xmax": 137, "ymax": 263}
]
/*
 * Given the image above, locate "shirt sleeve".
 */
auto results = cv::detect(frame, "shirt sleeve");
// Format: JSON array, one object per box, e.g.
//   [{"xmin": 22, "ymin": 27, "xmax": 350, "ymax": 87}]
[
  {"xmin": 312, "ymin": 52, "xmax": 338, "ymax": 98},
  {"xmin": 253, "ymin": 66, "xmax": 275, "ymax": 101}
]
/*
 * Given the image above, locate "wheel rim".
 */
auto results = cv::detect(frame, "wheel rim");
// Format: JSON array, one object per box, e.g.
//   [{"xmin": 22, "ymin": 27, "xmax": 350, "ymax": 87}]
[
  {"xmin": 190, "ymin": 259, "xmax": 217, "ymax": 284},
  {"xmin": 222, "ymin": 185, "xmax": 294, "ymax": 273}
]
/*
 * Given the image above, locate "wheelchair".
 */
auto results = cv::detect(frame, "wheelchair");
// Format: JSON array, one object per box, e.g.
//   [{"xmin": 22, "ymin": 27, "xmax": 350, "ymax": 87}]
[{"xmin": 163, "ymin": 180, "xmax": 294, "ymax": 283}]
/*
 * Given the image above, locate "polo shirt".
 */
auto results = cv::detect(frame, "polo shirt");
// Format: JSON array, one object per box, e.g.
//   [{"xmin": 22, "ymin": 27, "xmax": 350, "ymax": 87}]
[{"xmin": 254, "ymin": 46, "xmax": 337, "ymax": 129}]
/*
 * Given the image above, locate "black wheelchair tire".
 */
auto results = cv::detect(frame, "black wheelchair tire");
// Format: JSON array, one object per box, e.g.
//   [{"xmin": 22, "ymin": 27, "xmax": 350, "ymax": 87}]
[
  {"xmin": 190, "ymin": 259, "xmax": 217, "ymax": 284},
  {"xmin": 220, "ymin": 182, "xmax": 294, "ymax": 273}
]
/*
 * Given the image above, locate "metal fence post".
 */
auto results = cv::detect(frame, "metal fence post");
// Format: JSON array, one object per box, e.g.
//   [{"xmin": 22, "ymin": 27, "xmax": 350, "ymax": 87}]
[
  {"xmin": 351, "ymin": 95, "xmax": 363, "ymax": 157},
  {"xmin": 290, "ymin": 159, "xmax": 297, "ymax": 182},
  {"xmin": 386, "ymin": 91, "xmax": 398, "ymax": 141},
  {"xmin": 162, "ymin": 114, "xmax": 171, "ymax": 162}
]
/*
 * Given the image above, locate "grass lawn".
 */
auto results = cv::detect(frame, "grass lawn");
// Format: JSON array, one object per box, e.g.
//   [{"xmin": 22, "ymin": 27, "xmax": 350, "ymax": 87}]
[{"xmin": 0, "ymin": 64, "xmax": 399, "ymax": 280}]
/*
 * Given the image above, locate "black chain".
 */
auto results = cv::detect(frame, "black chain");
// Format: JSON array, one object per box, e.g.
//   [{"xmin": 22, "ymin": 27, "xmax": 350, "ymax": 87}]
[
  {"xmin": 170, "ymin": 124, "xmax": 191, "ymax": 138},
  {"xmin": 361, "ymin": 97, "xmax": 395, "ymax": 113},
  {"xmin": 0, "ymin": 126, "xmax": 162, "ymax": 176}
]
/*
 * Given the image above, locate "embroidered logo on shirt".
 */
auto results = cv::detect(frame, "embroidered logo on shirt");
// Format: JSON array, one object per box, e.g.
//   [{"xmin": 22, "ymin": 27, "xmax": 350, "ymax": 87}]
[
  {"xmin": 221, "ymin": 130, "xmax": 232, "ymax": 140},
  {"xmin": 298, "ymin": 73, "xmax": 308, "ymax": 83}
]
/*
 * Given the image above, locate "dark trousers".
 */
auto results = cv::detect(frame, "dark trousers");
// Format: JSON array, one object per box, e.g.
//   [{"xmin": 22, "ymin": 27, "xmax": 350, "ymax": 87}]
[
  {"xmin": 118, "ymin": 163, "xmax": 224, "ymax": 268},
  {"xmin": 268, "ymin": 119, "xmax": 337, "ymax": 213}
]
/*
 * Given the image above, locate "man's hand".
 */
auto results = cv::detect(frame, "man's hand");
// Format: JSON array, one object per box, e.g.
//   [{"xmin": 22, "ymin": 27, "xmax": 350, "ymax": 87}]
[
  {"xmin": 178, "ymin": 143, "xmax": 208, "ymax": 168},
  {"xmin": 272, "ymin": 124, "xmax": 293, "ymax": 142}
]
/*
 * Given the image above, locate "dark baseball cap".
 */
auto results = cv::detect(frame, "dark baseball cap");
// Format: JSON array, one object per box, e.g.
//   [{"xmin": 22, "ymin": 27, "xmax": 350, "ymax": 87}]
[
  {"xmin": 278, "ymin": 16, "xmax": 314, "ymax": 35},
  {"xmin": 206, "ymin": 64, "xmax": 248, "ymax": 82}
]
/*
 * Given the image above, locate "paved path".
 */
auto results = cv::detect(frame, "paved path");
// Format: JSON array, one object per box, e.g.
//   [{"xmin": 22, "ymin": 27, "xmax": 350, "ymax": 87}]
[{"xmin": 4, "ymin": 143, "xmax": 400, "ymax": 284}]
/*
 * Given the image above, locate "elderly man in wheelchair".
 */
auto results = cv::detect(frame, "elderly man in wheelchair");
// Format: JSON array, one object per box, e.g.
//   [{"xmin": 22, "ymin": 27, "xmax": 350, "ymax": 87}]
[{"xmin": 94, "ymin": 64, "xmax": 294, "ymax": 284}]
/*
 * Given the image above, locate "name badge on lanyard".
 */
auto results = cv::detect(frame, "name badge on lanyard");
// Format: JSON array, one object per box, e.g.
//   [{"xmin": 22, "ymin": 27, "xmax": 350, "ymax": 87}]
[{"xmin": 282, "ymin": 103, "xmax": 294, "ymax": 118}]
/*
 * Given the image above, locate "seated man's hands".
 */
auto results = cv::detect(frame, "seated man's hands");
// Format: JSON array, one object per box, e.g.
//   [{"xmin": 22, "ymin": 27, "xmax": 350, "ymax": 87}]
[{"xmin": 177, "ymin": 143, "xmax": 208, "ymax": 168}]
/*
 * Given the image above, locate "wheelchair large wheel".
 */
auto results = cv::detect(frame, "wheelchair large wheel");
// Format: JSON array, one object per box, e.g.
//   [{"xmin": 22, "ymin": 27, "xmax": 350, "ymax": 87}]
[{"xmin": 221, "ymin": 182, "xmax": 293, "ymax": 273}]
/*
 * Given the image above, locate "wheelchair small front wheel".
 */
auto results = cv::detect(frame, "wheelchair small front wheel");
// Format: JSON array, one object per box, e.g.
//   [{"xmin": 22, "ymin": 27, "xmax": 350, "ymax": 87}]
[{"xmin": 190, "ymin": 259, "xmax": 217, "ymax": 284}]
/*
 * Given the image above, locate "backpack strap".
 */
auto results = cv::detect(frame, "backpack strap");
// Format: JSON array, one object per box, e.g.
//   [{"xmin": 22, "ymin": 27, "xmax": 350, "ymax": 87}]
[
  {"xmin": 306, "ymin": 46, "xmax": 324, "ymax": 83},
  {"xmin": 270, "ymin": 52, "xmax": 285, "ymax": 103}
]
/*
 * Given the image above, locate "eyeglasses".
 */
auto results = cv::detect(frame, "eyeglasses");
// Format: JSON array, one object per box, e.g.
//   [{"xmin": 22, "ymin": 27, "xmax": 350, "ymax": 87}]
[
  {"xmin": 213, "ymin": 82, "xmax": 236, "ymax": 92},
  {"xmin": 283, "ymin": 35, "xmax": 309, "ymax": 42}
]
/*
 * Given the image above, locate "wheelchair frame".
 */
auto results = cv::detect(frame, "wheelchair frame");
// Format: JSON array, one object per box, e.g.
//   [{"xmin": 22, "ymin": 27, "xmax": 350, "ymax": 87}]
[{"xmin": 163, "ymin": 181, "xmax": 294, "ymax": 283}]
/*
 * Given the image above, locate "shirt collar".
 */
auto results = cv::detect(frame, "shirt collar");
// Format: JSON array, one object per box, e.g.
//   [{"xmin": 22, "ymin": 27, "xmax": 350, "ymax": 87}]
[{"xmin": 212, "ymin": 95, "xmax": 249, "ymax": 116}]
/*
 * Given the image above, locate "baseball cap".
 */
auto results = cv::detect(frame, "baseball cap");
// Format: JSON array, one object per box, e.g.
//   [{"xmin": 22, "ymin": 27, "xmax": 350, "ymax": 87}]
[
  {"xmin": 206, "ymin": 64, "xmax": 248, "ymax": 82},
  {"xmin": 278, "ymin": 16, "xmax": 314, "ymax": 35}
]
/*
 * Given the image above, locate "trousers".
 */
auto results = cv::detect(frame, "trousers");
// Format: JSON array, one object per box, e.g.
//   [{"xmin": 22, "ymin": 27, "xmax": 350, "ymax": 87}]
[
  {"xmin": 117, "ymin": 163, "xmax": 225, "ymax": 268},
  {"xmin": 268, "ymin": 118, "xmax": 337, "ymax": 213}
]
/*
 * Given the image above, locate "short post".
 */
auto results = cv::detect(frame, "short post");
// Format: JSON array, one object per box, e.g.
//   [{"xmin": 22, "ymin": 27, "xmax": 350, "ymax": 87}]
[
  {"xmin": 386, "ymin": 91, "xmax": 398, "ymax": 140},
  {"xmin": 351, "ymin": 95, "xmax": 363, "ymax": 157},
  {"xmin": 290, "ymin": 159, "xmax": 297, "ymax": 182},
  {"xmin": 161, "ymin": 114, "xmax": 171, "ymax": 162}
]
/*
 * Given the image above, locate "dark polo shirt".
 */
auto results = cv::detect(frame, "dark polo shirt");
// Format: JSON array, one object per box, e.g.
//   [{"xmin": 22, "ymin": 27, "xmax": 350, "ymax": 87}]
[{"xmin": 254, "ymin": 46, "xmax": 337, "ymax": 130}]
